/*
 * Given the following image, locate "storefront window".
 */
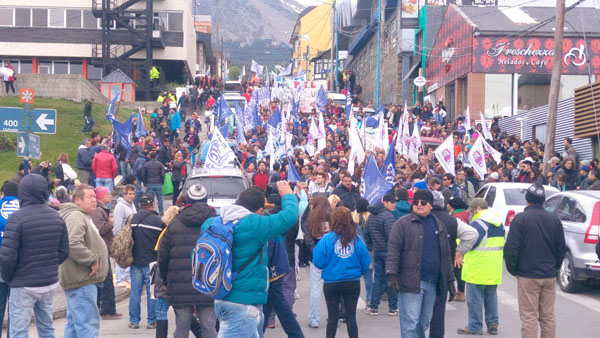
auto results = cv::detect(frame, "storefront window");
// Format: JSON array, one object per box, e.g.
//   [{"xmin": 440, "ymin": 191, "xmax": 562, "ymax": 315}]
[
  {"xmin": 485, "ymin": 74, "xmax": 512, "ymax": 117},
  {"xmin": 559, "ymin": 75, "xmax": 589, "ymax": 100},
  {"xmin": 517, "ymin": 74, "xmax": 550, "ymax": 112}
]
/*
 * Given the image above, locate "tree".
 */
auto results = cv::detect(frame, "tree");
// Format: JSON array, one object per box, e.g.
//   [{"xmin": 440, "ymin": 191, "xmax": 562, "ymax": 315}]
[{"xmin": 229, "ymin": 66, "xmax": 241, "ymax": 81}]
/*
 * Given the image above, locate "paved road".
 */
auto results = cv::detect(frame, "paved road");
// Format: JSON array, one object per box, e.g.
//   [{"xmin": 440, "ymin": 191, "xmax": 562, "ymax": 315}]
[{"xmin": 7, "ymin": 263, "xmax": 600, "ymax": 337}]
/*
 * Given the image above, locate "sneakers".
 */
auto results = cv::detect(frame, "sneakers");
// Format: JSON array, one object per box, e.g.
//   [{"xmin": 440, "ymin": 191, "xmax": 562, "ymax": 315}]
[
  {"xmin": 453, "ymin": 291, "xmax": 466, "ymax": 302},
  {"xmin": 488, "ymin": 323, "xmax": 498, "ymax": 335},
  {"xmin": 267, "ymin": 323, "xmax": 276, "ymax": 329},
  {"xmin": 308, "ymin": 322, "xmax": 319, "ymax": 329},
  {"xmin": 367, "ymin": 308, "xmax": 378, "ymax": 316},
  {"xmin": 364, "ymin": 306, "xmax": 371, "ymax": 314},
  {"xmin": 457, "ymin": 327, "xmax": 483, "ymax": 335},
  {"xmin": 101, "ymin": 313, "xmax": 123, "ymax": 320},
  {"xmin": 128, "ymin": 323, "xmax": 140, "ymax": 329},
  {"xmin": 388, "ymin": 310, "xmax": 399, "ymax": 316},
  {"xmin": 147, "ymin": 322, "xmax": 157, "ymax": 329}
]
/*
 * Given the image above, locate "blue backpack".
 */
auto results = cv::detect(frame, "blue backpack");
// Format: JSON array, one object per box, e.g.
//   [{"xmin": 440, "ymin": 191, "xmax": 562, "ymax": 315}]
[{"xmin": 191, "ymin": 216, "xmax": 263, "ymax": 299}]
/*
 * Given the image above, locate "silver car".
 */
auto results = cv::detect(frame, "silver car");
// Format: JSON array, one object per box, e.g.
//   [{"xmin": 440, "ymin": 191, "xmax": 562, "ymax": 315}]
[
  {"xmin": 543, "ymin": 191, "xmax": 600, "ymax": 292},
  {"xmin": 181, "ymin": 166, "xmax": 250, "ymax": 214}
]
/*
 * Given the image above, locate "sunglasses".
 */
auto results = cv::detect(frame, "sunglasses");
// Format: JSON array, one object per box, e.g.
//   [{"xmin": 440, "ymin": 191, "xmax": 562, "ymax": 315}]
[{"xmin": 413, "ymin": 200, "xmax": 430, "ymax": 207}]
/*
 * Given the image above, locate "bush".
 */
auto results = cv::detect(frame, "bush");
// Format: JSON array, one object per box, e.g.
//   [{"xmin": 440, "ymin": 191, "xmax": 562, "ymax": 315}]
[{"xmin": 0, "ymin": 134, "xmax": 16, "ymax": 152}]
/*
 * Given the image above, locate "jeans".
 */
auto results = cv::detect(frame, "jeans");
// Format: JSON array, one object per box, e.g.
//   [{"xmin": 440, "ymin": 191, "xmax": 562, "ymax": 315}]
[
  {"xmin": 155, "ymin": 297, "xmax": 169, "ymax": 321},
  {"xmin": 133, "ymin": 183, "xmax": 145, "ymax": 210},
  {"xmin": 129, "ymin": 265, "xmax": 157, "ymax": 325},
  {"xmin": 96, "ymin": 178, "xmax": 114, "ymax": 192},
  {"xmin": 97, "ymin": 263, "xmax": 116, "ymax": 315},
  {"xmin": 429, "ymin": 291, "xmax": 449, "ymax": 338},
  {"xmin": 81, "ymin": 115, "xmax": 94, "ymax": 133},
  {"xmin": 323, "ymin": 280, "xmax": 360, "ymax": 338},
  {"xmin": 466, "ymin": 283, "xmax": 498, "ymax": 332},
  {"xmin": 397, "ymin": 280, "xmax": 437, "ymax": 338},
  {"xmin": 173, "ymin": 305, "xmax": 217, "ymax": 338},
  {"xmin": 215, "ymin": 300, "xmax": 263, "ymax": 338},
  {"xmin": 363, "ymin": 252, "xmax": 374, "ymax": 305},
  {"xmin": 119, "ymin": 160, "xmax": 129, "ymax": 178},
  {"xmin": 308, "ymin": 262, "xmax": 323, "ymax": 326},
  {"xmin": 115, "ymin": 266, "xmax": 130, "ymax": 285},
  {"xmin": 64, "ymin": 284, "xmax": 100, "ymax": 338},
  {"xmin": 262, "ymin": 279, "xmax": 304, "ymax": 338},
  {"xmin": 0, "ymin": 282, "xmax": 9, "ymax": 335},
  {"xmin": 281, "ymin": 268, "xmax": 297, "ymax": 309},
  {"xmin": 146, "ymin": 183, "xmax": 164, "ymax": 215},
  {"xmin": 9, "ymin": 287, "xmax": 56, "ymax": 338},
  {"xmin": 371, "ymin": 251, "xmax": 397, "ymax": 311}
]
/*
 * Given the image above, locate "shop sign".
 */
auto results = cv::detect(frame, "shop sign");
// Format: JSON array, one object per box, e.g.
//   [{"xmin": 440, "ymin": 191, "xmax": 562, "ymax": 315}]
[
  {"xmin": 414, "ymin": 76, "xmax": 427, "ymax": 87},
  {"xmin": 427, "ymin": 82, "xmax": 438, "ymax": 93}
]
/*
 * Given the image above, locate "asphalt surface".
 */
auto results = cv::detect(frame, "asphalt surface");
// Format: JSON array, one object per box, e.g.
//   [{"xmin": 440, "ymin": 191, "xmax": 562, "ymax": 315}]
[{"xmin": 7, "ymin": 262, "xmax": 599, "ymax": 337}]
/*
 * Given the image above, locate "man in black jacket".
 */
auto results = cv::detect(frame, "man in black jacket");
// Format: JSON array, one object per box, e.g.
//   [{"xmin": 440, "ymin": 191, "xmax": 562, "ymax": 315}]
[
  {"xmin": 142, "ymin": 151, "xmax": 165, "ymax": 215},
  {"xmin": 386, "ymin": 189, "xmax": 455, "ymax": 338},
  {"xmin": 0, "ymin": 174, "xmax": 70, "ymax": 337},
  {"xmin": 76, "ymin": 138, "xmax": 93, "ymax": 184},
  {"xmin": 158, "ymin": 184, "xmax": 218, "ymax": 338},
  {"xmin": 128, "ymin": 194, "xmax": 165, "ymax": 330},
  {"xmin": 365, "ymin": 194, "xmax": 397, "ymax": 316},
  {"xmin": 504, "ymin": 184, "xmax": 566, "ymax": 338},
  {"xmin": 332, "ymin": 173, "xmax": 360, "ymax": 211}
]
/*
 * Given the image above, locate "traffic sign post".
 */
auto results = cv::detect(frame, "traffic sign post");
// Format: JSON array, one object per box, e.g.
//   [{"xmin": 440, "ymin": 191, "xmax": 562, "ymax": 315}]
[
  {"xmin": 20, "ymin": 88, "xmax": 34, "ymax": 104},
  {"xmin": 17, "ymin": 132, "xmax": 40, "ymax": 159}
]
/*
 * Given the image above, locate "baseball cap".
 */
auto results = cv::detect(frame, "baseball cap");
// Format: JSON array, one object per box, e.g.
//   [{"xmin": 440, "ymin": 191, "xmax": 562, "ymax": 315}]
[
  {"xmin": 468, "ymin": 198, "xmax": 488, "ymax": 212},
  {"xmin": 139, "ymin": 194, "xmax": 154, "ymax": 205}
]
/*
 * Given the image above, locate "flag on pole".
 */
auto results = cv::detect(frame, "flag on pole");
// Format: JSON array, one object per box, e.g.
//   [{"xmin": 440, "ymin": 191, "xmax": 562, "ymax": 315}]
[
  {"xmin": 361, "ymin": 154, "xmax": 394, "ymax": 205},
  {"xmin": 380, "ymin": 139, "xmax": 396, "ymax": 183},
  {"xmin": 135, "ymin": 111, "xmax": 148, "ymax": 137},
  {"xmin": 345, "ymin": 86, "xmax": 352, "ymax": 118},
  {"xmin": 235, "ymin": 103, "xmax": 247, "ymax": 145},
  {"xmin": 238, "ymin": 65, "xmax": 246, "ymax": 81},
  {"xmin": 464, "ymin": 105, "xmax": 471, "ymax": 133},
  {"xmin": 434, "ymin": 134, "xmax": 456, "ymax": 175},
  {"xmin": 281, "ymin": 63, "xmax": 292, "ymax": 76},
  {"xmin": 468, "ymin": 137, "xmax": 487, "ymax": 180},
  {"xmin": 316, "ymin": 86, "xmax": 328, "ymax": 113},
  {"xmin": 317, "ymin": 112, "xmax": 327, "ymax": 152},
  {"xmin": 251, "ymin": 60, "xmax": 263, "ymax": 74},
  {"xmin": 105, "ymin": 90, "xmax": 121, "ymax": 121},
  {"xmin": 287, "ymin": 158, "xmax": 301, "ymax": 183},
  {"xmin": 204, "ymin": 128, "xmax": 236, "ymax": 169},
  {"xmin": 482, "ymin": 138, "xmax": 502, "ymax": 164},
  {"xmin": 479, "ymin": 111, "xmax": 493, "ymax": 140},
  {"xmin": 407, "ymin": 119, "xmax": 421, "ymax": 163},
  {"xmin": 215, "ymin": 94, "xmax": 234, "ymax": 126}
]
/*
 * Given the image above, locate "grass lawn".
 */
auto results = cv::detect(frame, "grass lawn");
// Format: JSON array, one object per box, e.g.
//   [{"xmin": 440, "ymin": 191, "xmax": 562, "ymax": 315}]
[{"xmin": 0, "ymin": 96, "xmax": 115, "ymax": 182}]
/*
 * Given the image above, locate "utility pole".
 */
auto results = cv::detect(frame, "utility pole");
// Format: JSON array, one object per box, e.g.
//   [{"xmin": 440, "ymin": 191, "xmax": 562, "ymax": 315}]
[
  {"xmin": 543, "ymin": 0, "xmax": 565, "ymax": 174},
  {"xmin": 375, "ymin": 0, "xmax": 382, "ymax": 108},
  {"xmin": 329, "ymin": 1, "xmax": 336, "ymax": 91}
]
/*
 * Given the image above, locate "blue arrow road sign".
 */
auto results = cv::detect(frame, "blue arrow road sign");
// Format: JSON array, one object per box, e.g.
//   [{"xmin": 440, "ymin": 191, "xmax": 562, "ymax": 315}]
[
  {"xmin": 17, "ymin": 132, "xmax": 40, "ymax": 159},
  {"xmin": 30, "ymin": 108, "xmax": 56, "ymax": 134},
  {"xmin": 0, "ymin": 107, "xmax": 23, "ymax": 133}
]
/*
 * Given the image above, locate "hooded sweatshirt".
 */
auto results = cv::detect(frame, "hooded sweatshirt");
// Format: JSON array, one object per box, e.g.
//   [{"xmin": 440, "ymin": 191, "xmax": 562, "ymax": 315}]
[
  {"xmin": 58, "ymin": 203, "xmax": 109, "ymax": 290},
  {"xmin": 393, "ymin": 200, "xmax": 411, "ymax": 220},
  {"xmin": 113, "ymin": 196, "xmax": 136, "ymax": 235},
  {"xmin": 313, "ymin": 231, "xmax": 370, "ymax": 283}
]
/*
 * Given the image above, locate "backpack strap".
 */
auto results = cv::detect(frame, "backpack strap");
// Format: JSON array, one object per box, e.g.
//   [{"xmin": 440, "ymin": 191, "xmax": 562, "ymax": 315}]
[{"xmin": 235, "ymin": 246, "xmax": 264, "ymax": 274}]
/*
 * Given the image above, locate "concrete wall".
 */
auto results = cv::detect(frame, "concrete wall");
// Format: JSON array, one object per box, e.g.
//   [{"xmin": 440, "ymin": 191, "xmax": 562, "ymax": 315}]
[{"xmin": 13, "ymin": 74, "xmax": 109, "ymax": 104}]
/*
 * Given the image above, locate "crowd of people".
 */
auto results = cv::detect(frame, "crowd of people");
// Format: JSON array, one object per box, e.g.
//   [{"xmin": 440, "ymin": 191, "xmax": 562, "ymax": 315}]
[{"xmin": 0, "ymin": 75, "xmax": 599, "ymax": 338}]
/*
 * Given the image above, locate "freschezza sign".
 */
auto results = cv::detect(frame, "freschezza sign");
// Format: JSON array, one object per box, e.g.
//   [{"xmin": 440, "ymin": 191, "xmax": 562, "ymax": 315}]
[{"xmin": 472, "ymin": 36, "xmax": 600, "ymax": 74}]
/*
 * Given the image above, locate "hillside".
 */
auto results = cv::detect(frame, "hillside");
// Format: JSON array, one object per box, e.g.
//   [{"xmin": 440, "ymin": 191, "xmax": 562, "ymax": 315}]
[{"xmin": 0, "ymin": 97, "xmax": 112, "ymax": 183}]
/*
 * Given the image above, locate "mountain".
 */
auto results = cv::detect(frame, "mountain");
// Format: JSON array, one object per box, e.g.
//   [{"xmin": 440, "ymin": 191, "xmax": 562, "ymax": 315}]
[{"xmin": 195, "ymin": 0, "xmax": 307, "ymax": 45}]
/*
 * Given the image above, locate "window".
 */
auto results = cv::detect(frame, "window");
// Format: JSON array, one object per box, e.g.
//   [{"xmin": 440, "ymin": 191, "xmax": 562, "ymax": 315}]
[
  {"xmin": 485, "ymin": 186, "xmax": 497, "ymax": 206},
  {"xmin": 475, "ymin": 186, "xmax": 488, "ymax": 199},
  {"xmin": 485, "ymin": 74, "xmax": 512, "ymax": 117},
  {"xmin": 38, "ymin": 60, "xmax": 51, "ymax": 74},
  {"xmin": 544, "ymin": 196, "xmax": 562, "ymax": 214},
  {"xmin": 82, "ymin": 10, "xmax": 97, "ymax": 29},
  {"xmin": 0, "ymin": 8, "xmax": 13, "ymax": 26},
  {"xmin": 559, "ymin": 75, "xmax": 589, "ymax": 100},
  {"xmin": 49, "ymin": 8, "xmax": 64, "ymax": 27},
  {"xmin": 15, "ymin": 8, "xmax": 30, "ymax": 27},
  {"xmin": 518, "ymin": 74, "xmax": 550, "ymax": 112},
  {"xmin": 70, "ymin": 61, "xmax": 82, "ymax": 75},
  {"xmin": 53, "ymin": 61, "xmax": 68, "ymax": 74},
  {"xmin": 534, "ymin": 124, "xmax": 546, "ymax": 143},
  {"xmin": 504, "ymin": 189, "xmax": 528, "ymax": 206},
  {"xmin": 555, "ymin": 197, "xmax": 587, "ymax": 223},
  {"xmin": 32, "ymin": 8, "xmax": 48, "ymax": 27},
  {"xmin": 66, "ymin": 9, "xmax": 81, "ymax": 28},
  {"xmin": 167, "ymin": 12, "xmax": 182, "ymax": 31},
  {"xmin": 19, "ymin": 60, "xmax": 32, "ymax": 73}
]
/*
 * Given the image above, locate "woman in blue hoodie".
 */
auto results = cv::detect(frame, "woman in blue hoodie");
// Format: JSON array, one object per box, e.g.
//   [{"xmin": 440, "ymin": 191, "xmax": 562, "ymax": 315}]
[{"xmin": 313, "ymin": 207, "xmax": 370, "ymax": 338}]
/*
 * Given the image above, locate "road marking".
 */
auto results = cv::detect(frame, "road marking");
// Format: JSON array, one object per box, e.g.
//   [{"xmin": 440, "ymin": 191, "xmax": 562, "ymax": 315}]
[
  {"xmin": 557, "ymin": 290, "xmax": 600, "ymax": 313},
  {"xmin": 497, "ymin": 289, "xmax": 520, "ymax": 311}
]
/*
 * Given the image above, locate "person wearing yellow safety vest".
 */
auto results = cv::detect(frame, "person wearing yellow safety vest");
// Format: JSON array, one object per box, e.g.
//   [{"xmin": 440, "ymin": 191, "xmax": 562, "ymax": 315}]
[
  {"xmin": 150, "ymin": 66, "xmax": 160, "ymax": 85},
  {"xmin": 457, "ymin": 198, "xmax": 505, "ymax": 336}
]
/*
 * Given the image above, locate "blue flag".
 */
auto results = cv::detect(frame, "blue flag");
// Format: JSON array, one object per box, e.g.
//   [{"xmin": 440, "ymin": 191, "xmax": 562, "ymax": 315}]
[
  {"xmin": 316, "ymin": 86, "xmax": 328, "ymax": 113},
  {"xmin": 366, "ymin": 105, "xmax": 385, "ymax": 128},
  {"xmin": 215, "ymin": 94, "xmax": 234, "ymax": 126},
  {"xmin": 287, "ymin": 158, "xmax": 301, "ymax": 183},
  {"xmin": 267, "ymin": 108, "xmax": 282, "ymax": 130},
  {"xmin": 234, "ymin": 103, "xmax": 247, "ymax": 144},
  {"xmin": 218, "ymin": 122, "xmax": 230, "ymax": 139},
  {"xmin": 111, "ymin": 113, "xmax": 135, "ymax": 157},
  {"xmin": 346, "ymin": 86, "xmax": 352, "ymax": 118},
  {"xmin": 135, "ymin": 112, "xmax": 148, "ymax": 137},
  {"xmin": 291, "ymin": 98, "xmax": 300, "ymax": 127},
  {"xmin": 361, "ymin": 154, "xmax": 393, "ymax": 205},
  {"xmin": 105, "ymin": 90, "xmax": 121, "ymax": 121},
  {"xmin": 380, "ymin": 139, "xmax": 396, "ymax": 183}
]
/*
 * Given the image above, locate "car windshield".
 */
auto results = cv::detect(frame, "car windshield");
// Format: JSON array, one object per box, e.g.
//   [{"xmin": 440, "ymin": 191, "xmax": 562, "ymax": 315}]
[
  {"xmin": 505, "ymin": 188, "xmax": 557, "ymax": 205},
  {"xmin": 187, "ymin": 176, "xmax": 247, "ymax": 199},
  {"xmin": 227, "ymin": 100, "xmax": 245, "ymax": 110}
]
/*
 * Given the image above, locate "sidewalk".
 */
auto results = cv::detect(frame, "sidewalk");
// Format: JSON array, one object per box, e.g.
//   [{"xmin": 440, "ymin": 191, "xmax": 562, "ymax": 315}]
[{"xmin": 51, "ymin": 282, "xmax": 130, "ymax": 320}]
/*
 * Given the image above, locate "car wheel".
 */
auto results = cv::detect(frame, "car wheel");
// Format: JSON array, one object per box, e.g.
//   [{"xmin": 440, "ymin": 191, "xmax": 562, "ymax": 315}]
[{"xmin": 557, "ymin": 252, "xmax": 582, "ymax": 293}]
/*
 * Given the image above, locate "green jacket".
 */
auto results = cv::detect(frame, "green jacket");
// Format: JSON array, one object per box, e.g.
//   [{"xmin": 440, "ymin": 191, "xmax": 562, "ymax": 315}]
[
  {"xmin": 58, "ymin": 203, "xmax": 109, "ymax": 290},
  {"xmin": 201, "ymin": 194, "xmax": 299, "ymax": 305}
]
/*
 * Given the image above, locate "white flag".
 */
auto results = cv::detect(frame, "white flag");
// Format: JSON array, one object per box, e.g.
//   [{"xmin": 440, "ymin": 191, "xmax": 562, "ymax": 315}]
[
  {"xmin": 381, "ymin": 121, "xmax": 389, "ymax": 153},
  {"xmin": 434, "ymin": 134, "xmax": 455, "ymax": 176},
  {"xmin": 281, "ymin": 63, "xmax": 293, "ymax": 76},
  {"xmin": 479, "ymin": 111, "xmax": 493, "ymax": 141},
  {"xmin": 482, "ymin": 138, "xmax": 502, "ymax": 164},
  {"xmin": 401, "ymin": 108, "xmax": 411, "ymax": 159},
  {"xmin": 317, "ymin": 112, "xmax": 327, "ymax": 152},
  {"xmin": 407, "ymin": 120, "xmax": 421, "ymax": 164},
  {"xmin": 238, "ymin": 65, "xmax": 246, "ymax": 81},
  {"xmin": 251, "ymin": 60, "xmax": 263, "ymax": 74},
  {"xmin": 296, "ymin": 65, "xmax": 304, "ymax": 77},
  {"xmin": 464, "ymin": 106, "xmax": 471, "ymax": 133},
  {"xmin": 468, "ymin": 137, "xmax": 487, "ymax": 180},
  {"xmin": 348, "ymin": 116, "xmax": 366, "ymax": 175},
  {"xmin": 204, "ymin": 128, "xmax": 236, "ymax": 169}
]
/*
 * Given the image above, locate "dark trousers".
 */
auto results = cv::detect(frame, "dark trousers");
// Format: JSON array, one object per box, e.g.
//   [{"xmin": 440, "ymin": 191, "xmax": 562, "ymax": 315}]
[
  {"xmin": 323, "ymin": 280, "xmax": 360, "ymax": 338},
  {"xmin": 455, "ymin": 266, "xmax": 465, "ymax": 292},
  {"xmin": 172, "ymin": 180, "xmax": 182, "ymax": 205},
  {"xmin": 4, "ymin": 81, "xmax": 14, "ymax": 94},
  {"xmin": 262, "ymin": 279, "xmax": 304, "ymax": 338},
  {"xmin": 370, "ymin": 251, "xmax": 398, "ymax": 311},
  {"xmin": 429, "ymin": 291, "xmax": 448, "ymax": 338},
  {"xmin": 81, "ymin": 116, "xmax": 95, "ymax": 133},
  {"xmin": 97, "ymin": 264, "xmax": 116, "ymax": 315},
  {"xmin": 0, "ymin": 282, "xmax": 9, "ymax": 338}
]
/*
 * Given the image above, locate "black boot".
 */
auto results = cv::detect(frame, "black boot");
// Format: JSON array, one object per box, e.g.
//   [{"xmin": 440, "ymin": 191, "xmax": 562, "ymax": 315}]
[
  {"xmin": 190, "ymin": 316, "xmax": 203, "ymax": 338},
  {"xmin": 156, "ymin": 320, "xmax": 168, "ymax": 338}
]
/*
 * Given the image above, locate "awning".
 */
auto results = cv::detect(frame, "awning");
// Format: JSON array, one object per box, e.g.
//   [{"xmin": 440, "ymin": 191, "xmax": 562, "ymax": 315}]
[{"xmin": 401, "ymin": 61, "xmax": 421, "ymax": 82}]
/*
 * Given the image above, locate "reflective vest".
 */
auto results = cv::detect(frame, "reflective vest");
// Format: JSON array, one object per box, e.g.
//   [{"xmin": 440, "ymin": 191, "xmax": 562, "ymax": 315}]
[
  {"xmin": 150, "ymin": 66, "xmax": 160, "ymax": 80},
  {"xmin": 462, "ymin": 212, "xmax": 505, "ymax": 285}
]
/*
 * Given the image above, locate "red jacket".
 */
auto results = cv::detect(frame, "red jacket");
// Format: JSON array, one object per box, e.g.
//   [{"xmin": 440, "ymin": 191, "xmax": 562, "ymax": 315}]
[
  {"xmin": 92, "ymin": 150, "xmax": 118, "ymax": 179},
  {"xmin": 252, "ymin": 171, "xmax": 269, "ymax": 191}
]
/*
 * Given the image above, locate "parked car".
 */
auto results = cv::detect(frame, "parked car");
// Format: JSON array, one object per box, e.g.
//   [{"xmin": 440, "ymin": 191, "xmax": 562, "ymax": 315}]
[
  {"xmin": 181, "ymin": 166, "xmax": 250, "ymax": 214},
  {"xmin": 543, "ymin": 191, "xmax": 600, "ymax": 292},
  {"xmin": 474, "ymin": 183, "xmax": 559, "ymax": 229}
]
